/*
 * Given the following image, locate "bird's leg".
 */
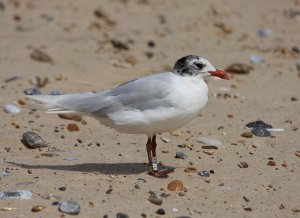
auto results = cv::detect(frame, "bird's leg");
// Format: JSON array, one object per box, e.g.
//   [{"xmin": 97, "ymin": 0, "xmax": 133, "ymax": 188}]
[
  {"xmin": 146, "ymin": 137, "xmax": 153, "ymax": 173},
  {"xmin": 148, "ymin": 134, "xmax": 174, "ymax": 178}
]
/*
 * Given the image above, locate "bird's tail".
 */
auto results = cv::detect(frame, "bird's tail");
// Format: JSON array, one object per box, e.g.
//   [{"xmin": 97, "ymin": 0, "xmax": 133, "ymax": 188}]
[{"xmin": 26, "ymin": 93, "xmax": 96, "ymax": 114}]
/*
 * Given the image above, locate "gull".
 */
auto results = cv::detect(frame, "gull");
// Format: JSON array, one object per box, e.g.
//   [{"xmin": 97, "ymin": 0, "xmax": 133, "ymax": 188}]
[{"xmin": 27, "ymin": 55, "xmax": 229, "ymax": 178}]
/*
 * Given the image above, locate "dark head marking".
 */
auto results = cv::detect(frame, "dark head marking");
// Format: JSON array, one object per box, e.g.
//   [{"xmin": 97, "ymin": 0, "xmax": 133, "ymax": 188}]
[{"xmin": 173, "ymin": 55, "xmax": 207, "ymax": 76}]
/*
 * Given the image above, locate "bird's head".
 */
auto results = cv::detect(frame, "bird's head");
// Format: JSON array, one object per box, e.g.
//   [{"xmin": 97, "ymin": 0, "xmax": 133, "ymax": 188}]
[{"xmin": 173, "ymin": 55, "xmax": 229, "ymax": 80}]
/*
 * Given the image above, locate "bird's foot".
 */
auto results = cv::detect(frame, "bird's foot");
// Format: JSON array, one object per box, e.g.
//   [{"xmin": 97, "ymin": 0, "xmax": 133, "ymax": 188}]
[{"xmin": 148, "ymin": 167, "xmax": 174, "ymax": 178}]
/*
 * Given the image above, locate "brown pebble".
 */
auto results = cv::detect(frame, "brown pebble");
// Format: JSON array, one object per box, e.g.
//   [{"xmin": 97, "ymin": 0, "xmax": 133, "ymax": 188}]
[
  {"xmin": 170, "ymin": 130, "xmax": 181, "ymax": 136},
  {"xmin": 18, "ymin": 99, "xmax": 26, "ymax": 105},
  {"xmin": 241, "ymin": 132, "xmax": 253, "ymax": 138},
  {"xmin": 27, "ymin": 169, "xmax": 32, "ymax": 174},
  {"xmin": 295, "ymin": 151, "xmax": 300, "ymax": 157},
  {"xmin": 31, "ymin": 205, "xmax": 46, "ymax": 212},
  {"xmin": 167, "ymin": 180, "xmax": 184, "ymax": 191},
  {"xmin": 30, "ymin": 49, "xmax": 52, "ymax": 63},
  {"xmin": 244, "ymin": 207, "xmax": 252, "ymax": 211},
  {"xmin": 267, "ymin": 160, "xmax": 276, "ymax": 166},
  {"xmin": 291, "ymin": 209, "xmax": 300, "ymax": 213},
  {"xmin": 59, "ymin": 187, "xmax": 67, "ymax": 191},
  {"xmin": 67, "ymin": 123, "xmax": 80, "ymax": 132},
  {"xmin": 203, "ymin": 150, "xmax": 214, "ymax": 155},
  {"xmin": 282, "ymin": 162, "xmax": 287, "ymax": 167},
  {"xmin": 59, "ymin": 114, "xmax": 82, "ymax": 121},
  {"xmin": 279, "ymin": 204, "xmax": 285, "ymax": 209},
  {"xmin": 184, "ymin": 166, "xmax": 197, "ymax": 173},
  {"xmin": 238, "ymin": 162, "xmax": 249, "ymax": 168}
]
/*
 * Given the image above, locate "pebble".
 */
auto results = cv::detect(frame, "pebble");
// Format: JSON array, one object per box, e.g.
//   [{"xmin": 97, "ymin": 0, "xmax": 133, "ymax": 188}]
[
  {"xmin": 245, "ymin": 120, "xmax": 272, "ymax": 129},
  {"xmin": 238, "ymin": 162, "xmax": 249, "ymax": 168},
  {"xmin": 251, "ymin": 127, "xmax": 271, "ymax": 137},
  {"xmin": 58, "ymin": 114, "xmax": 82, "ymax": 121},
  {"xmin": 249, "ymin": 54, "xmax": 264, "ymax": 64},
  {"xmin": 63, "ymin": 157, "xmax": 78, "ymax": 161},
  {"xmin": 202, "ymin": 150, "xmax": 214, "ymax": 155},
  {"xmin": 148, "ymin": 191, "xmax": 163, "ymax": 205},
  {"xmin": 241, "ymin": 132, "xmax": 253, "ymax": 138},
  {"xmin": 31, "ymin": 205, "xmax": 46, "ymax": 212},
  {"xmin": 24, "ymin": 88, "xmax": 41, "ymax": 95},
  {"xmin": 160, "ymin": 136, "xmax": 171, "ymax": 143},
  {"xmin": 197, "ymin": 137, "xmax": 222, "ymax": 147},
  {"xmin": 4, "ymin": 103, "xmax": 21, "ymax": 114},
  {"xmin": 0, "ymin": 207, "xmax": 17, "ymax": 211},
  {"xmin": 167, "ymin": 180, "xmax": 184, "ymax": 191},
  {"xmin": 257, "ymin": 28, "xmax": 273, "ymax": 37},
  {"xmin": 29, "ymin": 76, "xmax": 49, "ymax": 88},
  {"xmin": 0, "ymin": 190, "xmax": 32, "ymax": 200},
  {"xmin": 116, "ymin": 213, "xmax": 129, "ymax": 218},
  {"xmin": 5, "ymin": 76, "xmax": 22, "ymax": 83},
  {"xmin": 67, "ymin": 123, "xmax": 80, "ymax": 131},
  {"xmin": 175, "ymin": 152, "xmax": 187, "ymax": 159},
  {"xmin": 30, "ymin": 49, "xmax": 53, "ymax": 63},
  {"xmin": 58, "ymin": 201, "xmax": 80, "ymax": 215},
  {"xmin": 111, "ymin": 39, "xmax": 129, "ymax": 50},
  {"xmin": 156, "ymin": 208, "xmax": 166, "ymax": 215},
  {"xmin": 198, "ymin": 171, "xmax": 210, "ymax": 177},
  {"xmin": 225, "ymin": 63, "xmax": 253, "ymax": 74},
  {"xmin": 0, "ymin": 171, "xmax": 9, "ymax": 177},
  {"xmin": 22, "ymin": 132, "xmax": 48, "ymax": 149},
  {"xmin": 267, "ymin": 160, "xmax": 276, "ymax": 166},
  {"xmin": 184, "ymin": 166, "xmax": 197, "ymax": 173},
  {"xmin": 295, "ymin": 151, "xmax": 300, "ymax": 157},
  {"xmin": 49, "ymin": 90, "xmax": 61, "ymax": 95}
]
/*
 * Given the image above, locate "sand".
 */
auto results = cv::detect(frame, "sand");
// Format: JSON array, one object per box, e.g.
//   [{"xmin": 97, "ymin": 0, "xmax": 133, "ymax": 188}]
[{"xmin": 0, "ymin": 0, "xmax": 300, "ymax": 217}]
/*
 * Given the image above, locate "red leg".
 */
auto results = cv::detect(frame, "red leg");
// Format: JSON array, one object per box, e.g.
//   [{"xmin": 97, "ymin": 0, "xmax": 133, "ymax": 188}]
[
  {"xmin": 148, "ymin": 134, "xmax": 174, "ymax": 178},
  {"xmin": 146, "ymin": 137, "xmax": 153, "ymax": 173}
]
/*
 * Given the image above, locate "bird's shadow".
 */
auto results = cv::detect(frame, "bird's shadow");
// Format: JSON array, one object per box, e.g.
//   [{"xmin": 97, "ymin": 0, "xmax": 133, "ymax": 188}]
[{"xmin": 5, "ymin": 161, "xmax": 173, "ymax": 175}]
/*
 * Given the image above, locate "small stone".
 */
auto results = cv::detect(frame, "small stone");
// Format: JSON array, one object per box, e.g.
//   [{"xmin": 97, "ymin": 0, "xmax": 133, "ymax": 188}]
[
  {"xmin": 197, "ymin": 137, "xmax": 222, "ymax": 147},
  {"xmin": 279, "ymin": 204, "xmax": 285, "ymax": 209},
  {"xmin": 295, "ymin": 151, "xmax": 300, "ymax": 157},
  {"xmin": 214, "ymin": 22, "xmax": 233, "ymax": 34},
  {"xmin": 0, "ymin": 207, "xmax": 17, "ymax": 211},
  {"xmin": 18, "ymin": 99, "xmax": 26, "ymax": 105},
  {"xmin": 31, "ymin": 205, "xmax": 46, "ymax": 212},
  {"xmin": 291, "ymin": 97, "xmax": 298, "ymax": 101},
  {"xmin": 201, "ymin": 145, "xmax": 219, "ymax": 150},
  {"xmin": 291, "ymin": 209, "xmax": 300, "ymax": 213},
  {"xmin": 49, "ymin": 90, "xmax": 61, "ymax": 95},
  {"xmin": 22, "ymin": 132, "xmax": 48, "ymax": 149},
  {"xmin": 160, "ymin": 136, "xmax": 171, "ymax": 143},
  {"xmin": 257, "ymin": 28, "xmax": 273, "ymax": 37},
  {"xmin": 167, "ymin": 180, "xmax": 184, "ymax": 191},
  {"xmin": 27, "ymin": 169, "xmax": 32, "ymax": 174},
  {"xmin": 67, "ymin": 123, "xmax": 80, "ymax": 132},
  {"xmin": 116, "ymin": 213, "xmax": 129, "ymax": 218},
  {"xmin": 241, "ymin": 132, "xmax": 253, "ymax": 138},
  {"xmin": 225, "ymin": 63, "xmax": 253, "ymax": 74},
  {"xmin": 243, "ymin": 196, "xmax": 250, "ymax": 202},
  {"xmin": 202, "ymin": 150, "xmax": 214, "ymax": 155},
  {"xmin": 156, "ymin": 208, "xmax": 166, "ymax": 215},
  {"xmin": 4, "ymin": 103, "xmax": 21, "ymax": 114},
  {"xmin": 24, "ymin": 88, "xmax": 41, "ymax": 95},
  {"xmin": 59, "ymin": 187, "xmax": 67, "ymax": 191},
  {"xmin": 148, "ymin": 191, "xmax": 162, "ymax": 205},
  {"xmin": 29, "ymin": 76, "xmax": 49, "ymax": 88},
  {"xmin": 244, "ymin": 207, "xmax": 252, "ymax": 211},
  {"xmin": 63, "ymin": 157, "xmax": 77, "ymax": 161},
  {"xmin": 238, "ymin": 162, "xmax": 249, "ymax": 168},
  {"xmin": 184, "ymin": 166, "xmax": 197, "ymax": 173},
  {"xmin": 105, "ymin": 188, "xmax": 113, "ymax": 194},
  {"xmin": 58, "ymin": 201, "xmax": 80, "ymax": 215},
  {"xmin": 30, "ymin": 49, "xmax": 52, "ymax": 63},
  {"xmin": 245, "ymin": 120, "xmax": 272, "ymax": 129},
  {"xmin": 58, "ymin": 114, "xmax": 82, "ymax": 121},
  {"xmin": 198, "ymin": 171, "xmax": 210, "ymax": 177},
  {"xmin": 111, "ymin": 39, "xmax": 129, "ymax": 50},
  {"xmin": 0, "ymin": 190, "xmax": 32, "ymax": 200},
  {"xmin": 249, "ymin": 54, "xmax": 264, "ymax": 64},
  {"xmin": 251, "ymin": 127, "xmax": 270, "ymax": 137},
  {"xmin": 267, "ymin": 160, "xmax": 276, "ymax": 166},
  {"xmin": 175, "ymin": 152, "xmax": 187, "ymax": 159},
  {"xmin": 147, "ymin": 41, "xmax": 156, "ymax": 48}
]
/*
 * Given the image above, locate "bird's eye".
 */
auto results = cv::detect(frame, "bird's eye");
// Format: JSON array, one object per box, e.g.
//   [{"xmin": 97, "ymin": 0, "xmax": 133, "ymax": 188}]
[{"xmin": 194, "ymin": 62, "xmax": 205, "ymax": 69}]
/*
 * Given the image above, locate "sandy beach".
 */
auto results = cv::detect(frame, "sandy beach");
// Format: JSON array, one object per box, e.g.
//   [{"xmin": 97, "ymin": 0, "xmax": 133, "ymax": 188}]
[{"xmin": 0, "ymin": 0, "xmax": 300, "ymax": 217}]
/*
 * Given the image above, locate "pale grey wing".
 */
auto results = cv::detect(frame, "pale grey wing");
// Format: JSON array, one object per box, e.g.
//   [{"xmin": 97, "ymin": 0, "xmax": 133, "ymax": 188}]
[{"xmin": 91, "ymin": 72, "xmax": 176, "ymax": 117}]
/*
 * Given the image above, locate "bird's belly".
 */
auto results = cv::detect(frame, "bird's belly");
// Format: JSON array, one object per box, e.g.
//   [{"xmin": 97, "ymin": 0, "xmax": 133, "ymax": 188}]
[{"xmin": 100, "ymin": 96, "xmax": 207, "ymax": 135}]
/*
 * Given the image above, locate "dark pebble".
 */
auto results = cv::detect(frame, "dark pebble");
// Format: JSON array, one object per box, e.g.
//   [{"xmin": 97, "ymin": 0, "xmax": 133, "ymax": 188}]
[
  {"xmin": 21, "ymin": 132, "xmax": 48, "ymax": 149},
  {"xmin": 59, "ymin": 187, "xmax": 67, "ymax": 191},
  {"xmin": 116, "ymin": 212, "xmax": 129, "ymax": 218},
  {"xmin": 106, "ymin": 188, "xmax": 113, "ymax": 194},
  {"xmin": 24, "ymin": 88, "xmax": 41, "ymax": 95},
  {"xmin": 148, "ymin": 191, "xmax": 162, "ymax": 205},
  {"xmin": 30, "ymin": 49, "xmax": 53, "ymax": 63},
  {"xmin": 198, "ymin": 170, "xmax": 210, "ymax": 177},
  {"xmin": 156, "ymin": 208, "xmax": 166, "ymax": 215},
  {"xmin": 147, "ymin": 41, "xmax": 155, "ymax": 48},
  {"xmin": 251, "ymin": 127, "xmax": 271, "ymax": 137},
  {"xmin": 245, "ymin": 120, "xmax": 272, "ymax": 129},
  {"xmin": 175, "ymin": 152, "xmax": 187, "ymax": 159},
  {"xmin": 243, "ymin": 196, "xmax": 250, "ymax": 202},
  {"xmin": 177, "ymin": 144, "xmax": 186, "ymax": 148},
  {"xmin": 111, "ymin": 39, "xmax": 129, "ymax": 50},
  {"xmin": 52, "ymin": 201, "xmax": 59, "ymax": 206}
]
